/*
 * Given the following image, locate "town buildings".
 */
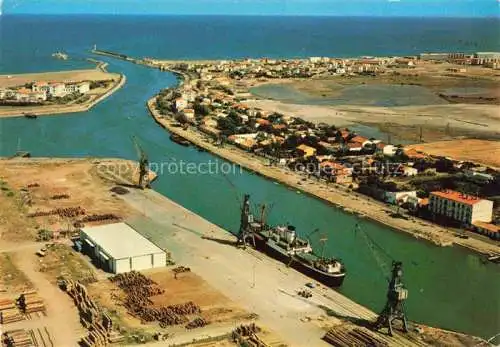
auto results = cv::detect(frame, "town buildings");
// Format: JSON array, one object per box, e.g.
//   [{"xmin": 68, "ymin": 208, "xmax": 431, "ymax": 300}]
[{"xmin": 0, "ymin": 81, "xmax": 91, "ymax": 104}]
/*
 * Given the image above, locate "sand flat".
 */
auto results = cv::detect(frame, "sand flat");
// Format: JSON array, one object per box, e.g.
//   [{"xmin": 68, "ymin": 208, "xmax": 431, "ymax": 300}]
[
  {"xmin": 0, "ymin": 69, "xmax": 120, "ymax": 88},
  {"xmin": 406, "ymin": 139, "xmax": 500, "ymax": 169}
]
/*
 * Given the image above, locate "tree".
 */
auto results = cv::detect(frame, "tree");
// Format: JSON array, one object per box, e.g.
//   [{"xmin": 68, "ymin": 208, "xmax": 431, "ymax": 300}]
[
  {"xmin": 217, "ymin": 117, "xmax": 237, "ymax": 135},
  {"xmin": 283, "ymin": 134, "xmax": 301, "ymax": 149},
  {"xmin": 194, "ymin": 102, "xmax": 211, "ymax": 117}
]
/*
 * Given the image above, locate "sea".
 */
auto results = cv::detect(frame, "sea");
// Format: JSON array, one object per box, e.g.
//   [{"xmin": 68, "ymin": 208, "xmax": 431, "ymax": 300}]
[{"xmin": 0, "ymin": 15, "xmax": 499, "ymax": 341}]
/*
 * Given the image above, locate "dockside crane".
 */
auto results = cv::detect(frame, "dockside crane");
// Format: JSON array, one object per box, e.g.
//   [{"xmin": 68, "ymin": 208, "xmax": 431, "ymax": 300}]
[
  {"xmin": 132, "ymin": 136, "xmax": 150, "ymax": 189},
  {"xmin": 237, "ymin": 194, "xmax": 256, "ymax": 248},
  {"xmin": 355, "ymin": 223, "xmax": 409, "ymax": 337}
]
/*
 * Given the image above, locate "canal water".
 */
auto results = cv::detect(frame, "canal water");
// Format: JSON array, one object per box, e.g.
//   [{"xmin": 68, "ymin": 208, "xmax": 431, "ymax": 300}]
[{"xmin": 1, "ymin": 15, "xmax": 499, "ymax": 340}]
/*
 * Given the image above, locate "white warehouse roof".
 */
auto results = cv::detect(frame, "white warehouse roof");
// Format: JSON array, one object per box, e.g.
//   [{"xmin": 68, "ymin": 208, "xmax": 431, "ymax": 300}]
[{"xmin": 81, "ymin": 223, "xmax": 165, "ymax": 259}]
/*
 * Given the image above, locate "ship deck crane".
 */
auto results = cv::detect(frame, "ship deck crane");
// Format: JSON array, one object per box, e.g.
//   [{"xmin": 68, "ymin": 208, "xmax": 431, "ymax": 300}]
[
  {"xmin": 355, "ymin": 222, "xmax": 409, "ymax": 337},
  {"xmin": 132, "ymin": 136, "xmax": 150, "ymax": 189}
]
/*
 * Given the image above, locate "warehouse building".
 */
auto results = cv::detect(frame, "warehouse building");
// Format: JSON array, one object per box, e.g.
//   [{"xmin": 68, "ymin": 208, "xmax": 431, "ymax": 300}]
[{"xmin": 80, "ymin": 223, "xmax": 167, "ymax": 274}]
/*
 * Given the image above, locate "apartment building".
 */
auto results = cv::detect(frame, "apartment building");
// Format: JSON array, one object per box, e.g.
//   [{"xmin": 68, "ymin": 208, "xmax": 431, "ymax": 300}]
[{"xmin": 429, "ymin": 190, "xmax": 493, "ymax": 225}]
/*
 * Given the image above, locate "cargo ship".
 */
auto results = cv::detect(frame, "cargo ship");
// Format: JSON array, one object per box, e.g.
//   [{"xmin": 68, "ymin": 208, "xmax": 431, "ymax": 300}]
[{"xmin": 239, "ymin": 195, "xmax": 346, "ymax": 287}]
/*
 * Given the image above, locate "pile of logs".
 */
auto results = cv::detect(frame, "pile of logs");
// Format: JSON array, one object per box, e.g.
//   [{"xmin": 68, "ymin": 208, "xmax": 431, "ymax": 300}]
[
  {"xmin": 110, "ymin": 271, "xmax": 202, "ymax": 327},
  {"xmin": 17, "ymin": 292, "xmax": 45, "ymax": 314},
  {"xmin": 0, "ymin": 298, "xmax": 24, "ymax": 324},
  {"xmin": 28, "ymin": 206, "xmax": 86, "ymax": 218},
  {"xmin": 323, "ymin": 326, "xmax": 389, "ymax": 347},
  {"xmin": 59, "ymin": 278, "xmax": 123, "ymax": 347},
  {"xmin": 0, "ymin": 309, "xmax": 24, "ymax": 324},
  {"xmin": 233, "ymin": 323, "xmax": 261, "ymax": 337},
  {"xmin": 185, "ymin": 317, "xmax": 208, "ymax": 330},
  {"xmin": 173, "ymin": 266, "xmax": 191, "ymax": 279},
  {"xmin": 78, "ymin": 214, "xmax": 121, "ymax": 224},
  {"xmin": 51, "ymin": 194, "xmax": 70, "ymax": 200},
  {"xmin": 2, "ymin": 330, "xmax": 34, "ymax": 347},
  {"xmin": 232, "ymin": 324, "xmax": 268, "ymax": 347},
  {"xmin": 0, "ymin": 298, "xmax": 16, "ymax": 311}
]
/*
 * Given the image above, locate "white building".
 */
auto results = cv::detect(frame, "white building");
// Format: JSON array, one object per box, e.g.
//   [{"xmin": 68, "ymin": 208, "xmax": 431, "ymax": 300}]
[
  {"xmin": 32, "ymin": 82, "xmax": 67, "ymax": 97},
  {"xmin": 175, "ymin": 97, "xmax": 187, "ymax": 111},
  {"xmin": 16, "ymin": 88, "xmax": 47, "ymax": 102},
  {"xmin": 385, "ymin": 191, "xmax": 417, "ymax": 205},
  {"xmin": 429, "ymin": 190, "xmax": 494, "ymax": 225},
  {"xmin": 65, "ymin": 82, "xmax": 90, "ymax": 94},
  {"xmin": 402, "ymin": 166, "xmax": 418, "ymax": 176},
  {"xmin": 80, "ymin": 223, "xmax": 167, "ymax": 274}
]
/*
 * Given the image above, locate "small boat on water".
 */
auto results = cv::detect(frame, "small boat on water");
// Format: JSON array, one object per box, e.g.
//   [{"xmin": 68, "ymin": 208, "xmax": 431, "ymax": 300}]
[
  {"xmin": 487, "ymin": 255, "xmax": 500, "ymax": 264},
  {"xmin": 52, "ymin": 52, "xmax": 69, "ymax": 60},
  {"xmin": 24, "ymin": 113, "xmax": 38, "ymax": 119},
  {"xmin": 169, "ymin": 134, "xmax": 190, "ymax": 147},
  {"xmin": 12, "ymin": 151, "xmax": 31, "ymax": 158}
]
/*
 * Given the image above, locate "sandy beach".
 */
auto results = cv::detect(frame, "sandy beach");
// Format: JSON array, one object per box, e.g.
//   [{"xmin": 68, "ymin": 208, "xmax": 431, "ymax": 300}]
[{"xmin": 147, "ymin": 97, "xmax": 500, "ymax": 257}]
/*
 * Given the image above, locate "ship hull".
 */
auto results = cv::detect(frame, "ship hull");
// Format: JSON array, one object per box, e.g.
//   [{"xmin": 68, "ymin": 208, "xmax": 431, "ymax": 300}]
[{"xmin": 253, "ymin": 233, "xmax": 345, "ymax": 288}]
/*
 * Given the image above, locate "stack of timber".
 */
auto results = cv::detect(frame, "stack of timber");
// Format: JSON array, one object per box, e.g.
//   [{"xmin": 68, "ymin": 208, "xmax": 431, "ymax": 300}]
[
  {"xmin": 110, "ymin": 271, "xmax": 202, "ymax": 327},
  {"xmin": 17, "ymin": 292, "xmax": 45, "ymax": 314},
  {"xmin": 323, "ymin": 326, "xmax": 389, "ymax": 347},
  {"xmin": 0, "ymin": 309, "xmax": 24, "ymax": 324},
  {"xmin": 0, "ymin": 298, "xmax": 24, "ymax": 324},
  {"xmin": 231, "ymin": 324, "xmax": 269, "ymax": 347},
  {"xmin": 58, "ymin": 278, "xmax": 124, "ymax": 347},
  {"xmin": 2, "ymin": 330, "xmax": 34, "ymax": 347}
]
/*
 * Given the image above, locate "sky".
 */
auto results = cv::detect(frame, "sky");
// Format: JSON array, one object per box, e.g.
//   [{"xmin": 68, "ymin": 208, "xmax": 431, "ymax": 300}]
[{"xmin": 1, "ymin": 0, "xmax": 499, "ymax": 17}]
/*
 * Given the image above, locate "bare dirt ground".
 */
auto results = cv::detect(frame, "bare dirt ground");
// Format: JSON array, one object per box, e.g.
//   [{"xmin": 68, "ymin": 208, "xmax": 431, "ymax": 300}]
[
  {"xmin": 0, "ymin": 158, "xmax": 139, "ymax": 242},
  {"xmin": 0, "ymin": 158, "xmax": 143, "ymax": 347},
  {"xmin": 87, "ymin": 269, "xmax": 252, "ymax": 337},
  {"xmin": 406, "ymin": 139, "xmax": 500, "ymax": 169},
  {"xmin": 0, "ymin": 252, "xmax": 33, "ymax": 295},
  {"xmin": 0, "ymin": 69, "xmax": 120, "ymax": 88}
]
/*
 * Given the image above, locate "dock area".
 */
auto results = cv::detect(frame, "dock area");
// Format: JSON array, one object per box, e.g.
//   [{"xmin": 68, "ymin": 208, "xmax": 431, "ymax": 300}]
[{"xmin": 119, "ymin": 188, "xmax": 472, "ymax": 347}]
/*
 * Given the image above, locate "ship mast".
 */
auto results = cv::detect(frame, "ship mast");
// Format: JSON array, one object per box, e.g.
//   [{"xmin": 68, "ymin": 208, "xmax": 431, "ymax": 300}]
[{"xmin": 319, "ymin": 235, "xmax": 328, "ymax": 261}]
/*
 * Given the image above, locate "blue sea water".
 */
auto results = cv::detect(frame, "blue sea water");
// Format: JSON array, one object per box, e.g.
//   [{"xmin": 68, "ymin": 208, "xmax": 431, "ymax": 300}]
[
  {"xmin": 0, "ymin": 15, "xmax": 499, "ymax": 341},
  {"xmin": 1, "ymin": 15, "xmax": 500, "ymax": 73}
]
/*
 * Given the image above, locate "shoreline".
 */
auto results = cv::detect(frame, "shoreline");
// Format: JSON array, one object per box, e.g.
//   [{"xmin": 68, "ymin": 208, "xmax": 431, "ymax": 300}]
[
  {"xmin": 0, "ymin": 69, "xmax": 126, "ymax": 119},
  {"xmin": 147, "ymin": 96, "xmax": 499, "ymax": 257}
]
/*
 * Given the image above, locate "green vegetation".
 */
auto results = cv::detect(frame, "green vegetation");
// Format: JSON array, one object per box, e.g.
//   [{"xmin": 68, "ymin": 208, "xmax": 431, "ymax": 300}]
[{"xmin": 90, "ymin": 80, "xmax": 112, "ymax": 89}]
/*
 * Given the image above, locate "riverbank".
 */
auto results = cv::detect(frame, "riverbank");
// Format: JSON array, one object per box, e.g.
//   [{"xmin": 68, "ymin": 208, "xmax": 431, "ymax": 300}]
[
  {"xmin": 147, "ymin": 97, "xmax": 499, "ymax": 257},
  {"xmin": 0, "ymin": 69, "xmax": 126, "ymax": 118}
]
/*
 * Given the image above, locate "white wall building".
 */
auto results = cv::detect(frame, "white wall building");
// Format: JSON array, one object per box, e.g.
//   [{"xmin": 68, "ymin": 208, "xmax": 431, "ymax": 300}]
[
  {"xmin": 429, "ymin": 190, "xmax": 494, "ymax": 225},
  {"xmin": 65, "ymin": 82, "xmax": 90, "ymax": 94},
  {"xmin": 80, "ymin": 223, "xmax": 167, "ymax": 274},
  {"xmin": 385, "ymin": 191, "xmax": 417, "ymax": 205}
]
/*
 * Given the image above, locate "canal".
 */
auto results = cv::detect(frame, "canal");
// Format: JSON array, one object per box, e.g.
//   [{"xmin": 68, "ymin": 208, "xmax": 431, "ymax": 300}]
[{"xmin": 1, "ymin": 15, "xmax": 499, "ymax": 340}]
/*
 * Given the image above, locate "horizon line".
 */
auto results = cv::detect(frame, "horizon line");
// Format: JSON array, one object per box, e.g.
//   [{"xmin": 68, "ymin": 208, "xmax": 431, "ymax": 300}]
[{"xmin": 2, "ymin": 13, "xmax": 499, "ymax": 18}]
